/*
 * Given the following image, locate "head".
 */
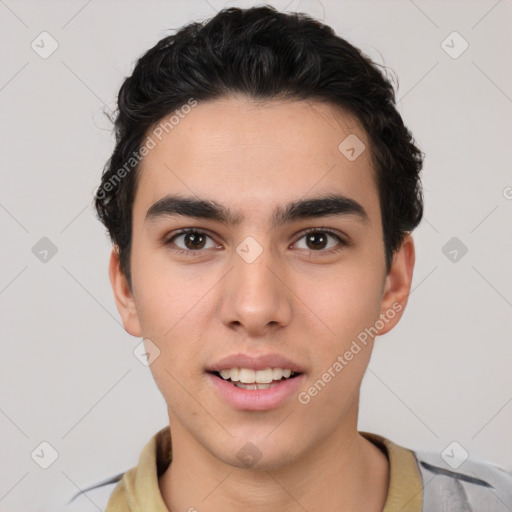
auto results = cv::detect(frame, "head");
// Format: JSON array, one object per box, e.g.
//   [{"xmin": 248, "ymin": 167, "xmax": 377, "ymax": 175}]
[{"xmin": 97, "ymin": 6, "xmax": 423, "ymax": 469}]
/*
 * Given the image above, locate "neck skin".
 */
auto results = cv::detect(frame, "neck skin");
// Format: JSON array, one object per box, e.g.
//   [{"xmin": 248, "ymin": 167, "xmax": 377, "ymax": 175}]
[{"xmin": 158, "ymin": 413, "xmax": 389, "ymax": 512}]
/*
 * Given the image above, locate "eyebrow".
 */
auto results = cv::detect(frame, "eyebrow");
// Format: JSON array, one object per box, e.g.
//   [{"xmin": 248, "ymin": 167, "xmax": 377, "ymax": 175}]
[{"xmin": 145, "ymin": 193, "xmax": 369, "ymax": 227}]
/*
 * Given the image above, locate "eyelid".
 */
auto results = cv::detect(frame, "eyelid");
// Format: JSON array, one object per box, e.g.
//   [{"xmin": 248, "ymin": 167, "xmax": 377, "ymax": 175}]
[
  {"xmin": 163, "ymin": 227, "xmax": 217, "ymax": 244},
  {"xmin": 163, "ymin": 228, "xmax": 221, "ymax": 254},
  {"xmin": 292, "ymin": 226, "xmax": 349, "ymax": 246}
]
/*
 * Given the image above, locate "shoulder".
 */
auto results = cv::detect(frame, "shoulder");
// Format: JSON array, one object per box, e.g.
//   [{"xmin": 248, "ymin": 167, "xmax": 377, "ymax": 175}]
[
  {"xmin": 413, "ymin": 449, "xmax": 512, "ymax": 511},
  {"xmin": 57, "ymin": 426, "xmax": 169, "ymax": 511},
  {"xmin": 56, "ymin": 472, "xmax": 125, "ymax": 512}
]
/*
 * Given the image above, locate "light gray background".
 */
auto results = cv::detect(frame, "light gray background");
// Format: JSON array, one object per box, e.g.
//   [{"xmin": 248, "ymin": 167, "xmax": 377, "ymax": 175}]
[{"xmin": 1, "ymin": 0, "xmax": 511, "ymax": 510}]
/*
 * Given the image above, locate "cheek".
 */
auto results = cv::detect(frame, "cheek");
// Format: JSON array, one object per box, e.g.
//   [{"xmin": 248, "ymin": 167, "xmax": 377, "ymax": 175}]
[
  {"xmin": 296, "ymin": 260, "xmax": 384, "ymax": 348},
  {"xmin": 131, "ymin": 241, "xmax": 212, "ymax": 334},
  {"xmin": 130, "ymin": 254, "xmax": 214, "ymax": 386},
  {"xmin": 136, "ymin": 287, "xmax": 208, "ymax": 405},
  {"xmin": 294, "ymin": 270, "xmax": 382, "ymax": 417}
]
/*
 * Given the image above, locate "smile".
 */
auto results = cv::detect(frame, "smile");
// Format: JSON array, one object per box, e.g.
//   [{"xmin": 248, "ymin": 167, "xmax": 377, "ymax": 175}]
[
  {"xmin": 215, "ymin": 367, "xmax": 299, "ymax": 389},
  {"xmin": 208, "ymin": 368, "xmax": 304, "ymax": 411}
]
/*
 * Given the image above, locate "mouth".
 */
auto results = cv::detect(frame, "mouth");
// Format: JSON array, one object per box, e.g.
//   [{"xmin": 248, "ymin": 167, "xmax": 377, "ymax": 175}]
[
  {"xmin": 209, "ymin": 367, "xmax": 302, "ymax": 390},
  {"xmin": 207, "ymin": 366, "xmax": 305, "ymax": 411},
  {"xmin": 206, "ymin": 353, "xmax": 306, "ymax": 410}
]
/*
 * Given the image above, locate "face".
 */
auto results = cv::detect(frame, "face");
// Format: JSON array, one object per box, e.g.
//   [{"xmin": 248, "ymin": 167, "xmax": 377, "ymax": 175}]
[{"xmin": 110, "ymin": 96, "xmax": 414, "ymax": 470}]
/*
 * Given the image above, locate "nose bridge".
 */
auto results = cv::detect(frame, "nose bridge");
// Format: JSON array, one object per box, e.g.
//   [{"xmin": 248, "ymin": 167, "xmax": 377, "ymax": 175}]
[
  {"xmin": 220, "ymin": 234, "xmax": 291, "ymax": 331},
  {"xmin": 235, "ymin": 236, "xmax": 276, "ymax": 292}
]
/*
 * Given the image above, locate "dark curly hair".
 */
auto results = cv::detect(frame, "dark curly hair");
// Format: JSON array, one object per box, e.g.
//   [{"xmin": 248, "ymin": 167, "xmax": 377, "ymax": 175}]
[{"xmin": 94, "ymin": 5, "xmax": 423, "ymax": 290}]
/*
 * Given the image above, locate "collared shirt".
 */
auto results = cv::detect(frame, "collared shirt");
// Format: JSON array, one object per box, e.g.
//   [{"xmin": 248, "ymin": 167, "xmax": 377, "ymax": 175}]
[{"xmin": 65, "ymin": 426, "xmax": 512, "ymax": 511}]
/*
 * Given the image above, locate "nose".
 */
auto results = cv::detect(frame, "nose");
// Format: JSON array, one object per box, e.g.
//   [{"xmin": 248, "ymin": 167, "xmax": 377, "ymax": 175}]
[{"xmin": 218, "ymin": 239, "xmax": 292, "ymax": 336}]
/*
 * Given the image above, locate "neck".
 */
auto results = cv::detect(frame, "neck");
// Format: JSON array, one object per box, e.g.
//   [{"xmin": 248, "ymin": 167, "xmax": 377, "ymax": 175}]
[{"xmin": 158, "ymin": 420, "xmax": 389, "ymax": 512}]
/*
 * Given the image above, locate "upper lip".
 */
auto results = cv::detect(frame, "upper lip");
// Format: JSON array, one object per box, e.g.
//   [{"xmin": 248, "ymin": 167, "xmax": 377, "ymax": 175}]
[{"xmin": 207, "ymin": 353, "xmax": 305, "ymax": 373}]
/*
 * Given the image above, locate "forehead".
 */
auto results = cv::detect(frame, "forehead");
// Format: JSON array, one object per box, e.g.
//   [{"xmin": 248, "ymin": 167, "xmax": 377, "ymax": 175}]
[{"xmin": 133, "ymin": 96, "xmax": 379, "ymax": 224}]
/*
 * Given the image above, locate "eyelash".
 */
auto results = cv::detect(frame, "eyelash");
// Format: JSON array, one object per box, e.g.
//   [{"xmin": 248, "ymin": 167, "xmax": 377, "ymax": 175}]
[{"xmin": 164, "ymin": 227, "xmax": 348, "ymax": 257}]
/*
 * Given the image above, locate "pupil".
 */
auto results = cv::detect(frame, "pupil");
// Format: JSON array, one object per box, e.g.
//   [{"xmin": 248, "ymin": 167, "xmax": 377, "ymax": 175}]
[
  {"xmin": 185, "ymin": 232, "xmax": 206, "ymax": 250},
  {"xmin": 307, "ymin": 233, "xmax": 327, "ymax": 250}
]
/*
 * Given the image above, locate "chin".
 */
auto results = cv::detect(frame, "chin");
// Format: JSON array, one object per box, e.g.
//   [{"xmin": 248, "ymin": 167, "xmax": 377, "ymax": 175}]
[{"xmin": 212, "ymin": 437, "xmax": 303, "ymax": 472}]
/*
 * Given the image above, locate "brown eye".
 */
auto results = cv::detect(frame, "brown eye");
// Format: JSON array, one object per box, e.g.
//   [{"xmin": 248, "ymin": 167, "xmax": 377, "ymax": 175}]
[
  {"xmin": 294, "ymin": 229, "xmax": 345, "ymax": 253},
  {"xmin": 305, "ymin": 232, "xmax": 329, "ymax": 250},
  {"xmin": 182, "ymin": 231, "xmax": 207, "ymax": 250},
  {"xmin": 167, "ymin": 229, "xmax": 218, "ymax": 252}
]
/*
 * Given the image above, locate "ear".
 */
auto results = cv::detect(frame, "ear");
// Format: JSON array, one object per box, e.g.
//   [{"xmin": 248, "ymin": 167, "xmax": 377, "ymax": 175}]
[
  {"xmin": 109, "ymin": 247, "xmax": 142, "ymax": 337},
  {"xmin": 377, "ymin": 234, "xmax": 415, "ymax": 336}
]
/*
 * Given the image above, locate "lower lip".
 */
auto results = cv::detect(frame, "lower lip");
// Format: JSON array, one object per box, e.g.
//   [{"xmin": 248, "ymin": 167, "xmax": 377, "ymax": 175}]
[{"xmin": 208, "ymin": 373, "xmax": 304, "ymax": 411}]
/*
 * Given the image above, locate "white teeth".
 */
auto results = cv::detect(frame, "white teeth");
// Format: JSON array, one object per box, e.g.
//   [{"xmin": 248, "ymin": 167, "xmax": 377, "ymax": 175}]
[
  {"xmin": 255, "ymin": 368, "xmax": 273, "ymax": 384},
  {"xmin": 234, "ymin": 382, "xmax": 274, "ymax": 390},
  {"xmin": 239, "ymin": 368, "xmax": 256, "ymax": 383},
  {"xmin": 216, "ymin": 367, "xmax": 297, "ymax": 384},
  {"xmin": 272, "ymin": 368, "xmax": 284, "ymax": 380},
  {"xmin": 235, "ymin": 383, "xmax": 257, "ymax": 390}
]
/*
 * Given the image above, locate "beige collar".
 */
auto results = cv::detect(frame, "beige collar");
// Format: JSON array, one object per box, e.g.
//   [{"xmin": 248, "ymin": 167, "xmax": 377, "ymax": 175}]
[{"xmin": 106, "ymin": 427, "xmax": 423, "ymax": 512}]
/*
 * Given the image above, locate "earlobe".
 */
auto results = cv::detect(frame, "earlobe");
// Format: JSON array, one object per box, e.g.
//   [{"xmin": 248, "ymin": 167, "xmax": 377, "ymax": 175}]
[
  {"xmin": 109, "ymin": 247, "xmax": 142, "ymax": 337},
  {"xmin": 377, "ymin": 235, "xmax": 415, "ymax": 336}
]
